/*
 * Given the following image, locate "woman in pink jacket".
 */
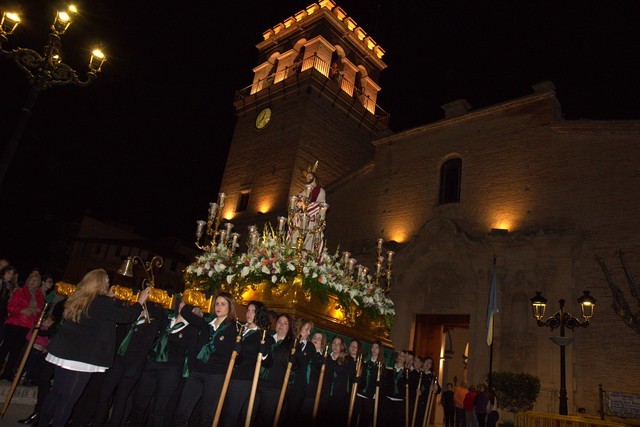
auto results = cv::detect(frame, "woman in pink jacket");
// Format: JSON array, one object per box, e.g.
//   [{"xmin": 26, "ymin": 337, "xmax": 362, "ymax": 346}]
[{"xmin": 0, "ymin": 272, "xmax": 45, "ymax": 381}]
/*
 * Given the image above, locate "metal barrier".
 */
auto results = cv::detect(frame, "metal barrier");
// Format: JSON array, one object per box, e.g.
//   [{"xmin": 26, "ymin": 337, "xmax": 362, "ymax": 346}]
[{"xmin": 515, "ymin": 412, "xmax": 630, "ymax": 427}]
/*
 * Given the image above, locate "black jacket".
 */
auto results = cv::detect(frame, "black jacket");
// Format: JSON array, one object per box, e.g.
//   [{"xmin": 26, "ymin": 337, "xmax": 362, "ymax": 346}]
[{"xmin": 47, "ymin": 295, "xmax": 143, "ymax": 368}]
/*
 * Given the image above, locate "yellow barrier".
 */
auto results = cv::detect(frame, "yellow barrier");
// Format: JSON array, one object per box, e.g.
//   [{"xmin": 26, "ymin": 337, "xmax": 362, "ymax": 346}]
[{"xmin": 515, "ymin": 412, "xmax": 630, "ymax": 427}]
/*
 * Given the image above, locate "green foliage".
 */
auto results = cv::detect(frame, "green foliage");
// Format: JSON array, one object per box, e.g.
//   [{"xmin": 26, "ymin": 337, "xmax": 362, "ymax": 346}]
[{"xmin": 492, "ymin": 371, "xmax": 540, "ymax": 413}]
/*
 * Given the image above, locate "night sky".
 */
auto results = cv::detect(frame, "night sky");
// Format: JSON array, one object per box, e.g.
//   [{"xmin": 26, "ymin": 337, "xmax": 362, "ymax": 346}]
[{"xmin": 1, "ymin": 0, "xmax": 639, "ymax": 274}]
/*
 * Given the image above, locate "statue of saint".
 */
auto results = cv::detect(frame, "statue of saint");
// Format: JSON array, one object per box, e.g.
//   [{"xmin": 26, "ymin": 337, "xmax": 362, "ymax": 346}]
[{"xmin": 289, "ymin": 161, "xmax": 327, "ymax": 254}]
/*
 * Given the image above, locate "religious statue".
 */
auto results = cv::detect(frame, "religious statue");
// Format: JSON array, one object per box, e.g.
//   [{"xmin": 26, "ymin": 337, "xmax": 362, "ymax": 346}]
[{"xmin": 288, "ymin": 161, "xmax": 328, "ymax": 254}]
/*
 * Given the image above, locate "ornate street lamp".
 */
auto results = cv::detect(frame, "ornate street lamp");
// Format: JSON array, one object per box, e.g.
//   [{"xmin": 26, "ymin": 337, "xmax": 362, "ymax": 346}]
[
  {"xmin": 530, "ymin": 290, "xmax": 596, "ymax": 415},
  {"xmin": 0, "ymin": 6, "xmax": 107, "ymax": 189}
]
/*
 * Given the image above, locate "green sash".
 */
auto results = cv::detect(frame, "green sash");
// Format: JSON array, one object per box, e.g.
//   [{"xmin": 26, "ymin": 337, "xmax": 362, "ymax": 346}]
[
  {"xmin": 117, "ymin": 316, "xmax": 146, "ymax": 356},
  {"xmin": 150, "ymin": 321, "xmax": 186, "ymax": 362},
  {"xmin": 196, "ymin": 321, "xmax": 230, "ymax": 362}
]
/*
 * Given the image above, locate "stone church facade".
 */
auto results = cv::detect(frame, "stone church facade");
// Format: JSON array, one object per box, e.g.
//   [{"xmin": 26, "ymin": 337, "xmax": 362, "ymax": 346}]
[{"xmin": 218, "ymin": 0, "xmax": 640, "ymax": 414}]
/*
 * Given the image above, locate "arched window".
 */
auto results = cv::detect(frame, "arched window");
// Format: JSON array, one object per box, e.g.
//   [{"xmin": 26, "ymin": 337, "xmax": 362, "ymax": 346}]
[{"xmin": 439, "ymin": 158, "xmax": 462, "ymax": 204}]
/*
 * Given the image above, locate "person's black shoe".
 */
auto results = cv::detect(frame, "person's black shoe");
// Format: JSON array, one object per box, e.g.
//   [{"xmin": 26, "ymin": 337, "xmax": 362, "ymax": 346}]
[{"xmin": 17, "ymin": 411, "xmax": 39, "ymax": 424}]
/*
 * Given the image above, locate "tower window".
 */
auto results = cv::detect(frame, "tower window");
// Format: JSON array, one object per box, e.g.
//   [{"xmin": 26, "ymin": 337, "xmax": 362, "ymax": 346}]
[
  {"xmin": 236, "ymin": 192, "xmax": 251, "ymax": 212},
  {"xmin": 439, "ymin": 158, "xmax": 462, "ymax": 204}
]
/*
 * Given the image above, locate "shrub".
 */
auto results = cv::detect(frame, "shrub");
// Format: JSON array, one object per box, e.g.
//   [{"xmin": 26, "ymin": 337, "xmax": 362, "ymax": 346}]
[{"xmin": 492, "ymin": 371, "xmax": 541, "ymax": 413}]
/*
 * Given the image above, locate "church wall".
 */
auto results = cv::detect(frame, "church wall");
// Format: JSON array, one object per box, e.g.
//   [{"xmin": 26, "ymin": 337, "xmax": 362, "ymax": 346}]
[{"xmin": 325, "ymin": 93, "xmax": 640, "ymax": 413}]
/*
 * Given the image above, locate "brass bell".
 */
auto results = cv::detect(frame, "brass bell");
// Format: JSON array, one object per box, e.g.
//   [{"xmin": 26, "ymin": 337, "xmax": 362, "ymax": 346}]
[{"xmin": 116, "ymin": 257, "xmax": 134, "ymax": 277}]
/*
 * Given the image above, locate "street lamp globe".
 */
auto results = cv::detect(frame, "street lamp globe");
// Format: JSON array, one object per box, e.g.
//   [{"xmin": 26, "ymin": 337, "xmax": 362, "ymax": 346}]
[
  {"xmin": 52, "ymin": 10, "xmax": 73, "ymax": 34},
  {"xmin": 577, "ymin": 290, "xmax": 596, "ymax": 321},
  {"xmin": 0, "ymin": 11, "xmax": 20, "ymax": 34},
  {"xmin": 89, "ymin": 48, "xmax": 107, "ymax": 72},
  {"xmin": 530, "ymin": 291, "xmax": 548, "ymax": 321}
]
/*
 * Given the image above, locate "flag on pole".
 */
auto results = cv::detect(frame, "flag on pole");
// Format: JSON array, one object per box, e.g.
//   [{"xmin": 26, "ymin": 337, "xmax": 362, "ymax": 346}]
[{"xmin": 486, "ymin": 259, "xmax": 499, "ymax": 346}]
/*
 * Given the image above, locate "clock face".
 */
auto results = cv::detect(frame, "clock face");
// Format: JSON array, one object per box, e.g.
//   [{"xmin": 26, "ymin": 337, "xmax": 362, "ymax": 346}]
[{"xmin": 255, "ymin": 107, "xmax": 272, "ymax": 129}]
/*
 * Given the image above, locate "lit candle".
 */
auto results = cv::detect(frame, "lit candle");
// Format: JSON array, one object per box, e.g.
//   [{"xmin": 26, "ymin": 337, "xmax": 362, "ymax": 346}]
[
  {"xmin": 250, "ymin": 233, "xmax": 258, "ymax": 247},
  {"xmin": 387, "ymin": 251, "xmax": 395, "ymax": 263},
  {"xmin": 343, "ymin": 252, "xmax": 351, "ymax": 266},
  {"xmin": 219, "ymin": 230, "xmax": 227, "ymax": 244},
  {"xmin": 231, "ymin": 233, "xmax": 239, "ymax": 247},
  {"xmin": 377, "ymin": 238, "xmax": 383, "ymax": 251},
  {"xmin": 301, "ymin": 214, "xmax": 308, "ymax": 230},
  {"xmin": 319, "ymin": 203, "xmax": 328, "ymax": 220},
  {"xmin": 196, "ymin": 220, "xmax": 205, "ymax": 236},
  {"xmin": 278, "ymin": 216, "xmax": 286, "ymax": 233},
  {"xmin": 248, "ymin": 225, "xmax": 257, "ymax": 234},
  {"xmin": 304, "ymin": 184, "xmax": 313, "ymax": 198},
  {"xmin": 357, "ymin": 265, "xmax": 364, "ymax": 279},
  {"xmin": 218, "ymin": 192, "xmax": 226, "ymax": 206},
  {"xmin": 376, "ymin": 261, "xmax": 382, "ymax": 275},
  {"xmin": 290, "ymin": 195, "xmax": 297, "ymax": 211},
  {"xmin": 363, "ymin": 267, "xmax": 369, "ymax": 277},
  {"xmin": 225, "ymin": 222, "xmax": 234, "ymax": 235},
  {"xmin": 209, "ymin": 203, "xmax": 218, "ymax": 219},
  {"xmin": 348, "ymin": 258, "xmax": 357, "ymax": 272}
]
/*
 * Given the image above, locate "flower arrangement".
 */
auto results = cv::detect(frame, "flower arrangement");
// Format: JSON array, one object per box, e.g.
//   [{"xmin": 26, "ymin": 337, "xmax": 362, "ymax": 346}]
[{"xmin": 185, "ymin": 227, "xmax": 395, "ymax": 329}]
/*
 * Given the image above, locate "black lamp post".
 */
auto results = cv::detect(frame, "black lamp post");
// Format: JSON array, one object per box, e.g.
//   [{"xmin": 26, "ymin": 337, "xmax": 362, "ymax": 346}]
[
  {"xmin": 530, "ymin": 290, "xmax": 596, "ymax": 415},
  {"xmin": 0, "ymin": 6, "xmax": 107, "ymax": 189}
]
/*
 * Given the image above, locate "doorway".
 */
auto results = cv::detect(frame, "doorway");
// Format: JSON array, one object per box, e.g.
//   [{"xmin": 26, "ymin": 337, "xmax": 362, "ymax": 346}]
[{"xmin": 412, "ymin": 314, "xmax": 470, "ymax": 425}]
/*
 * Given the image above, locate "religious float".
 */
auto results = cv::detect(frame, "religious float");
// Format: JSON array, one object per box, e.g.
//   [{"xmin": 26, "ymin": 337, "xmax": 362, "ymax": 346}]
[{"xmin": 183, "ymin": 164, "xmax": 396, "ymax": 347}]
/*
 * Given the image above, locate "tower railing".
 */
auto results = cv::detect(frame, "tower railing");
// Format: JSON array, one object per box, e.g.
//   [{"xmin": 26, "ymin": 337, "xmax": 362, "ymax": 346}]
[{"xmin": 235, "ymin": 54, "xmax": 390, "ymax": 125}]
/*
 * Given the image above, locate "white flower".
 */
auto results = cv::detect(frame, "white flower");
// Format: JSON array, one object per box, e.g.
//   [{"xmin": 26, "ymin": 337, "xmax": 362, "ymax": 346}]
[
  {"xmin": 195, "ymin": 267, "xmax": 203, "ymax": 276},
  {"xmin": 226, "ymin": 274, "xmax": 235, "ymax": 284},
  {"xmin": 261, "ymin": 265, "xmax": 270, "ymax": 275},
  {"xmin": 241, "ymin": 266, "xmax": 250, "ymax": 277},
  {"xmin": 214, "ymin": 263, "xmax": 226, "ymax": 273},
  {"xmin": 208, "ymin": 270, "xmax": 214, "ymax": 278},
  {"xmin": 287, "ymin": 263, "xmax": 296, "ymax": 271},
  {"xmin": 271, "ymin": 275, "xmax": 277, "ymax": 283}
]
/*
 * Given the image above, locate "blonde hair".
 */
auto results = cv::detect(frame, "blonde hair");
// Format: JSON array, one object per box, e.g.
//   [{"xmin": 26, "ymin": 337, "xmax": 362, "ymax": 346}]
[
  {"xmin": 294, "ymin": 318, "xmax": 314, "ymax": 339},
  {"xmin": 64, "ymin": 269, "xmax": 110, "ymax": 323}
]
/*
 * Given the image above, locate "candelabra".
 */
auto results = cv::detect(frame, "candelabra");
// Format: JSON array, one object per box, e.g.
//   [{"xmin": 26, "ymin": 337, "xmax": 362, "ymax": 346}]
[
  {"xmin": 0, "ymin": 6, "xmax": 107, "ymax": 188},
  {"xmin": 195, "ymin": 192, "xmax": 240, "ymax": 255},
  {"xmin": 374, "ymin": 238, "xmax": 394, "ymax": 293},
  {"xmin": 530, "ymin": 290, "xmax": 596, "ymax": 415}
]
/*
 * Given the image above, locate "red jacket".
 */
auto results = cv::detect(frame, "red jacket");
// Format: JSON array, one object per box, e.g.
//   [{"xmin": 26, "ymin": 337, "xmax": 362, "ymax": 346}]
[
  {"xmin": 463, "ymin": 391, "xmax": 477, "ymax": 412},
  {"xmin": 5, "ymin": 287, "xmax": 45, "ymax": 328}
]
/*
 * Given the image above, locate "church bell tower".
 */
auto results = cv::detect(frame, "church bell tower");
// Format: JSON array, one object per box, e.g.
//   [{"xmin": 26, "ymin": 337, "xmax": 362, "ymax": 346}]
[{"xmin": 219, "ymin": 0, "xmax": 389, "ymax": 229}]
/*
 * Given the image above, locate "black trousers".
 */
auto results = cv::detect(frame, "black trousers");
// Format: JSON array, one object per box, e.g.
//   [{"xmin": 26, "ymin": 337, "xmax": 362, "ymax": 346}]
[
  {"xmin": 36, "ymin": 365, "xmax": 92, "ymax": 427},
  {"xmin": 256, "ymin": 385, "xmax": 281, "ymax": 427},
  {"xmin": 353, "ymin": 395, "xmax": 375, "ymax": 427},
  {"xmin": 92, "ymin": 356, "xmax": 143, "ymax": 427},
  {"xmin": 34, "ymin": 360, "xmax": 54, "ymax": 412},
  {"xmin": 0, "ymin": 323, "xmax": 28, "ymax": 378},
  {"xmin": 285, "ymin": 382, "xmax": 306, "ymax": 425},
  {"xmin": 174, "ymin": 371, "xmax": 224, "ymax": 427},
  {"xmin": 381, "ymin": 398, "xmax": 404, "ymax": 427},
  {"xmin": 443, "ymin": 407, "xmax": 455, "ymax": 427},
  {"xmin": 127, "ymin": 360, "xmax": 182, "ymax": 427},
  {"xmin": 221, "ymin": 378, "xmax": 252, "ymax": 427},
  {"xmin": 68, "ymin": 371, "xmax": 105, "ymax": 426}
]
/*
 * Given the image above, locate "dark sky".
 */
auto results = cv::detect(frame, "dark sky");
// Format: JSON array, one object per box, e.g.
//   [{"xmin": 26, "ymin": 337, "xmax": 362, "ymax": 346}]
[{"xmin": 1, "ymin": 0, "xmax": 639, "ymax": 272}]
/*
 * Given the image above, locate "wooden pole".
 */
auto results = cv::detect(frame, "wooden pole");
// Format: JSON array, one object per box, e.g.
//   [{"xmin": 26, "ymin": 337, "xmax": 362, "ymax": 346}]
[
  {"xmin": 347, "ymin": 355, "xmax": 363, "ymax": 426},
  {"xmin": 405, "ymin": 368, "xmax": 410, "ymax": 427},
  {"xmin": 273, "ymin": 337, "xmax": 299, "ymax": 427},
  {"xmin": 422, "ymin": 374, "xmax": 438, "ymax": 427},
  {"xmin": 245, "ymin": 330, "xmax": 267, "ymax": 427},
  {"xmin": 312, "ymin": 345, "xmax": 329, "ymax": 424},
  {"xmin": 0, "ymin": 305, "xmax": 48, "ymax": 418},
  {"xmin": 212, "ymin": 325, "xmax": 244, "ymax": 427},
  {"xmin": 411, "ymin": 371, "xmax": 423, "ymax": 427},
  {"xmin": 373, "ymin": 361, "xmax": 383, "ymax": 427}
]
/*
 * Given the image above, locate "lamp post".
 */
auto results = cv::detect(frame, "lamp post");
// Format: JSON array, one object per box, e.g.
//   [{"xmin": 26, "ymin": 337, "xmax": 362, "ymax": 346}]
[
  {"xmin": 0, "ymin": 6, "xmax": 107, "ymax": 189},
  {"xmin": 530, "ymin": 290, "xmax": 596, "ymax": 415}
]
